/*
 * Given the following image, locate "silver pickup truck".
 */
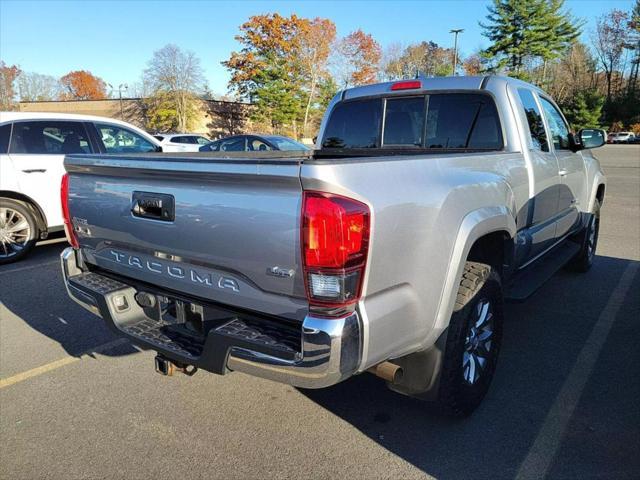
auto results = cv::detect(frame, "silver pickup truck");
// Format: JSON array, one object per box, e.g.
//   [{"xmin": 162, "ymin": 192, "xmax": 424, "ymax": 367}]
[{"xmin": 60, "ymin": 76, "xmax": 606, "ymax": 416}]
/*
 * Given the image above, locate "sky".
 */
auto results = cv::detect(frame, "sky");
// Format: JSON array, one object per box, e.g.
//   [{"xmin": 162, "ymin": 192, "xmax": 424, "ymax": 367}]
[{"xmin": 0, "ymin": 0, "xmax": 635, "ymax": 97}]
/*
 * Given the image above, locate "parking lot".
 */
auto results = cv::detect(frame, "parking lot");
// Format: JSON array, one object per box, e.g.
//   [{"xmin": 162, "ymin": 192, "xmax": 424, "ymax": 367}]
[{"xmin": 0, "ymin": 145, "xmax": 638, "ymax": 479}]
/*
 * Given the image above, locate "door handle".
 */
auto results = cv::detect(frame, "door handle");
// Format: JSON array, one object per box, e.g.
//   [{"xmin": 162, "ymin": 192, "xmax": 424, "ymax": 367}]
[
  {"xmin": 22, "ymin": 169, "xmax": 47, "ymax": 173},
  {"xmin": 559, "ymin": 169, "xmax": 568, "ymax": 176}
]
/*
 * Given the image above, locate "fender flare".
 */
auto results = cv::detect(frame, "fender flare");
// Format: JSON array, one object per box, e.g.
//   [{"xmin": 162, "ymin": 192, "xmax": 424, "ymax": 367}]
[
  {"xmin": 434, "ymin": 206, "xmax": 516, "ymax": 331},
  {"xmin": 587, "ymin": 172, "xmax": 606, "ymax": 213}
]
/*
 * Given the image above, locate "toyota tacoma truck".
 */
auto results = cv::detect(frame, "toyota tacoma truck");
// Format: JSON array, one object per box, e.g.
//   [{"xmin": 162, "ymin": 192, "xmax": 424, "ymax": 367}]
[{"xmin": 60, "ymin": 76, "xmax": 606, "ymax": 416}]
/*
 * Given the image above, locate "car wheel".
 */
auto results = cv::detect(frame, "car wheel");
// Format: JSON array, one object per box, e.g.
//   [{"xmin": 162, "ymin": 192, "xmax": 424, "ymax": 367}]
[
  {"xmin": 0, "ymin": 199, "xmax": 39, "ymax": 265},
  {"xmin": 567, "ymin": 200, "xmax": 600, "ymax": 273},
  {"xmin": 436, "ymin": 262, "xmax": 503, "ymax": 417}
]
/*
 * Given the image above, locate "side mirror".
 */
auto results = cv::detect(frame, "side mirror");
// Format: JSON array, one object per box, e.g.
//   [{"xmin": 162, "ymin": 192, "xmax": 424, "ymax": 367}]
[
  {"xmin": 155, "ymin": 145, "xmax": 163, "ymax": 152},
  {"xmin": 578, "ymin": 129, "xmax": 606, "ymax": 150}
]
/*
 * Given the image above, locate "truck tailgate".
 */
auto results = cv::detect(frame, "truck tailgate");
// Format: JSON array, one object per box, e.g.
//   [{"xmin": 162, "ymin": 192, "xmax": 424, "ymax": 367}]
[{"xmin": 64, "ymin": 153, "xmax": 309, "ymax": 321}]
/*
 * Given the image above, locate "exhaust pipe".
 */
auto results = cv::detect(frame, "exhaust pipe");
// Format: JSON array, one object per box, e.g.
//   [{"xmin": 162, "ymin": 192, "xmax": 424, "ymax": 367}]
[
  {"xmin": 154, "ymin": 355, "xmax": 198, "ymax": 377},
  {"xmin": 368, "ymin": 361, "xmax": 403, "ymax": 383}
]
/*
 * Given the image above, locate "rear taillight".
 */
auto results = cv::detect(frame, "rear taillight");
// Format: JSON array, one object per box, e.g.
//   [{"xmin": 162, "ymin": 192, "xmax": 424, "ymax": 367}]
[
  {"xmin": 302, "ymin": 191, "xmax": 370, "ymax": 313},
  {"xmin": 61, "ymin": 173, "xmax": 79, "ymax": 249}
]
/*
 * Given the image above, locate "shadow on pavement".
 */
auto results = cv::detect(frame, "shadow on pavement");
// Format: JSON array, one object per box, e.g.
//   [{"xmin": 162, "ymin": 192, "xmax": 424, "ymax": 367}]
[
  {"xmin": 300, "ymin": 255, "xmax": 640, "ymax": 479},
  {"xmin": 0, "ymin": 239, "xmax": 140, "ymax": 359}
]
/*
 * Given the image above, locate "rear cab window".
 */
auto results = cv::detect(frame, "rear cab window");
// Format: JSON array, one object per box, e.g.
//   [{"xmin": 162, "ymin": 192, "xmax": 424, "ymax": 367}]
[{"xmin": 321, "ymin": 93, "xmax": 503, "ymax": 151}]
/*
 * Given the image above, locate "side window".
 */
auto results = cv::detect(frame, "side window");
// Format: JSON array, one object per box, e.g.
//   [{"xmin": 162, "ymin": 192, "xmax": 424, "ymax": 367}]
[
  {"xmin": 9, "ymin": 121, "xmax": 91, "ymax": 154},
  {"xmin": 0, "ymin": 123, "xmax": 11, "ymax": 154},
  {"xmin": 248, "ymin": 138, "xmax": 272, "ymax": 151},
  {"xmin": 95, "ymin": 123, "xmax": 156, "ymax": 153},
  {"xmin": 219, "ymin": 137, "xmax": 246, "ymax": 151},
  {"xmin": 539, "ymin": 97, "xmax": 570, "ymax": 150},
  {"xmin": 517, "ymin": 89, "xmax": 549, "ymax": 152},
  {"xmin": 196, "ymin": 136, "xmax": 210, "ymax": 145},
  {"xmin": 383, "ymin": 96, "xmax": 425, "ymax": 146}
]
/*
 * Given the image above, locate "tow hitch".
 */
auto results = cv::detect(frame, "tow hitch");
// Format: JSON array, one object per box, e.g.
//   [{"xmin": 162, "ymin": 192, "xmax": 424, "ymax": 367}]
[{"xmin": 154, "ymin": 355, "xmax": 198, "ymax": 377}]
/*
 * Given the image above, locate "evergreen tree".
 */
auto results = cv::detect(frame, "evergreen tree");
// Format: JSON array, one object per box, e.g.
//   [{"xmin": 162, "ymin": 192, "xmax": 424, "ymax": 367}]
[
  {"xmin": 561, "ymin": 90, "xmax": 604, "ymax": 130},
  {"xmin": 538, "ymin": 0, "xmax": 583, "ymax": 84},
  {"xmin": 480, "ymin": 0, "xmax": 581, "ymax": 81}
]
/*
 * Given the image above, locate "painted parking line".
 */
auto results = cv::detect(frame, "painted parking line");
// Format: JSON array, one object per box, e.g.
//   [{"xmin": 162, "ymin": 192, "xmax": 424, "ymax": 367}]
[
  {"xmin": 0, "ymin": 338, "xmax": 130, "ymax": 390},
  {"xmin": 515, "ymin": 262, "xmax": 640, "ymax": 480}
]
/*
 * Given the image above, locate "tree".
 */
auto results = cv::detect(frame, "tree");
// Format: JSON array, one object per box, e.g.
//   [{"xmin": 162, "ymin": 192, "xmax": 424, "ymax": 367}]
[
  {"xmin": 463, "ymin": 53, "xmax": 484, "ymax": 75},
  {"xmin": 0, "ymin": 61, "xmax": 21, "ymax": 109},
  {"xmin": 592, "ymin": 10, "xmax": 631, "ymax": 103},
  {"xmin": 560, "ymin": 89, "xmax": 604, "ymax": 129},
  {"xmin": 626, "ymin": 0, "xmax": 640, "ymax": 95},
  {"xmin": 382, "ymin": 41, "xmax": 454, "ymax": 79},
  {"xmin": 546, "ymin": 42, "xmax": 597, "ymax": 104},
  {"xmin": 335, "ymin": 30, "xmax": 381, "ymax": 87},
  {"xmin": 18, "ymin": 72, "xmax": 61, "ymax": 101},
  {"xmin": 141, "ymin": 91, "xmax": 180, "ymax": 132},
  {"xmin": 60, "ymin": 70, "xmax": 107, "ymax": 100},
  {"xmin": 480, "ymin": 0, "xmax": 580, "ymax": 80},
  {"xmin": 223, "ymin": 14, "xmax": 308, "ymax": 134},
  {"xmin": 380, "ymin": 43, "xmax": 405, "ymax": 80},
  {"xmin": 143, "ymin": 44, "xmax": 204, "ymax": 132},
  {"xmin": 299, "ymin": 18, "xmax": 336, "ymax": 137},
  {"xmin": 538, "ymin": 0, "xmax": 583, "ymax": 83}
]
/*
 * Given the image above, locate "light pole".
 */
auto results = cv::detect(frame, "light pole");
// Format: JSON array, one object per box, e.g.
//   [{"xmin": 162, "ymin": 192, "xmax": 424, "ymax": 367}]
[
  {"xmin": 108, "ymin": 83, "xmax": 128, "ymax": 119},
  {"xmin": 450, "ymin": 29, "xmax": 464, "ymax": 76}
]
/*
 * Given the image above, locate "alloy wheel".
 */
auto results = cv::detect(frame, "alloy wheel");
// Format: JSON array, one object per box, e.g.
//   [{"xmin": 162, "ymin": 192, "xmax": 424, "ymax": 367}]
[
  {"xmin": 586, "ymin": 215, "xmax": 598, "ymax": 262},
  {"xmin": 462, "ymin": 299, "xmax": 494, "ymax": 385},
  {"xmin": 0, "ymin": 207, "xmax": 31, "ymax": 259}
]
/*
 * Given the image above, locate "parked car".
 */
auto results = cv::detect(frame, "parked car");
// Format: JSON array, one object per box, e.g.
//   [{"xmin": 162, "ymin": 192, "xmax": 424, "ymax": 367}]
[
  {"xmin": 60, "ymin": 76, "xmax": 606, "ymax": 417},
  {"xmin": 0, "ymin": 112, "xmax": 161, "ymax": 264},
  {"xmin": 199, "ymin": 134, "xmax": 310, "ymax": 152},
  {"xmin": 153, "ymin": 133, "xmax": 211, "ymax": 152},
  {"xmin": 608, "ymin": 131, "xmax": 636, "ymax": 143}
]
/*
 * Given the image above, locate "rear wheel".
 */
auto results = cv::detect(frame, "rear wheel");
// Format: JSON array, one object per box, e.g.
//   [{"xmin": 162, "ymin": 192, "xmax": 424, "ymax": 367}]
[
  {"xmin": 0, "ymin": 199, "xmax": 38, "ymax": 265},
  {"xmin": 436, "ymin": 262, "xmax": 503, "ymax": 417}
]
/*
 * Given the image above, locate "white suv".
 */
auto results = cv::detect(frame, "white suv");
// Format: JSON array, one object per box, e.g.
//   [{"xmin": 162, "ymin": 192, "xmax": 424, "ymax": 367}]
[
  {"xmin": 153, "ymin": 133, "xmax": 211, "ymax": 152},
  {"xmin": 609, "ymin": 131, "xmax": 635, "ymax": 143},
  {"xmin": 0, "ymin": 112, "xmax": 161, "ymax": 264}
]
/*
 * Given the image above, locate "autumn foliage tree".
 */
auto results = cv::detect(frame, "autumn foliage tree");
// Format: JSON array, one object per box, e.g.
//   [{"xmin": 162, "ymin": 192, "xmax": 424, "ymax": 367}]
[
  {"xmin": 224, "ymin": 13, "xmax": 337, "ymax": 136},
  {"xmin": 382, "ymin": 41, "xmax": 453, "ymax": 79},
  {"xmin": 60, "ymin": 70, "xmax": 107, "ymax": 100},
  {"xmin": 299, "ymin": 18, "xmax": 336, "ymax": 136},
  {"xmin": 0, "ymin": 61, "xmax": 21, "ymax": 109},
  {"xmin": 336, "ymin": 30, "xmax": 381, "ymax": 87}
]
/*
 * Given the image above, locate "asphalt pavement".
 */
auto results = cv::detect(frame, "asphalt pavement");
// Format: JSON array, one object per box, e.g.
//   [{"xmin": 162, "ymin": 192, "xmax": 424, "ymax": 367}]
[{"xmin": 1, "ymin": 145, "xmax": 639, "ymax": 479}]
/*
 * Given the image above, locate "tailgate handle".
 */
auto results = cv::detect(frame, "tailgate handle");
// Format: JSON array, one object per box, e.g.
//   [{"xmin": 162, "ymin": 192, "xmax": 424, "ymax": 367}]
[{"xmin": 131, "ymin": 192, "xmax": 175, "ymax": 222}]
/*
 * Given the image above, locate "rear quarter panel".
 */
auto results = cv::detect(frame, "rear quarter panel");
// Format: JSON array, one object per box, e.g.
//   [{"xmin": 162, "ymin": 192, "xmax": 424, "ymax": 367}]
[{"xmin": 301, "ymin": 151, "xmax": 527, "ymax": 369}]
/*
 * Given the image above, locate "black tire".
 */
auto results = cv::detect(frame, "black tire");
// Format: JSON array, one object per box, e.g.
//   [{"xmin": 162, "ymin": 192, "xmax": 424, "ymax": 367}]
[
  {"xmin": 567, "ymin": 200, "xmax": 600, "ymax": 273},
  {"xmin": 436, "ymin": 262, "xmax": 503, "ymax": 417},
  {"xmin": 0, "ymin": 198, "xmax": 39, "ymax": 265}
]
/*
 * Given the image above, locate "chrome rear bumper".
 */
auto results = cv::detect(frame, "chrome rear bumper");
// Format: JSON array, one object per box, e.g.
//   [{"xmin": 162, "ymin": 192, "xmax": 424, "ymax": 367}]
[{"xmin": 61, "ymin": 247, "xmax": 361, "ymax": 388}]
